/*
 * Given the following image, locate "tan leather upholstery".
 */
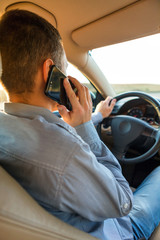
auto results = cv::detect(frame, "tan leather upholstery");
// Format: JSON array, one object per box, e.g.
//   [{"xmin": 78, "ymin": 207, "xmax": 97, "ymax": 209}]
[
  {"xmin": 0, "ymin": 166, "xmax": 97, "ymax": 240},
  {"xmin": 0, "ymin": 166, "xmax": 160, "ymax": 240}
]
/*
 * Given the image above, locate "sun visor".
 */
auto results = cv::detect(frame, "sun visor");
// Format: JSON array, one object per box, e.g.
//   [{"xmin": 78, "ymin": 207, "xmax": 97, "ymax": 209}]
[
  {"xmin": 5, "ymin": 2, "xmax": 57, "ymax": 28},
  {"xmin": 72, "ymin": 0, "xmax": 160, "ymax": 50}
]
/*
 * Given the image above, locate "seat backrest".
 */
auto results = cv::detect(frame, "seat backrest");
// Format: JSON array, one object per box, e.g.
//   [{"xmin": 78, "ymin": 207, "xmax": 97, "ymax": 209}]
[
  {"xmin": 1, "ymin": 165, "xmax": 160, "ymax": 240},
  {"xmin": 0, "ymin": 166, "xmax": 97, "ymax": 240}
]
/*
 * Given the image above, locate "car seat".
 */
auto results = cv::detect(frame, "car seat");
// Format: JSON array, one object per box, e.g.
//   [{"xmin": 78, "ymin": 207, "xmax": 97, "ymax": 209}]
[
  {"xmin": 0, "ymin": 166, "xmax": 97, "ymax": 240},
  {"xmin": 0, "ymin": 166, "xmax": 160, "ymax": 240}
]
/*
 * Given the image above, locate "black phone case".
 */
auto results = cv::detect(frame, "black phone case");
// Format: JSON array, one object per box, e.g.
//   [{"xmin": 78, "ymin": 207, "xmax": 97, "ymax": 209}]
[{"xmin": 45, "ymin": 65, "xmax": 75, "ymax": 111}]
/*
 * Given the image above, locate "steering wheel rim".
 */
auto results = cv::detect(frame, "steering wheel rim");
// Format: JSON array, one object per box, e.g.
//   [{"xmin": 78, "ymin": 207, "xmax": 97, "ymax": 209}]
[{"xmin": 106, "ymin": 91, "xmax": 160, "ymax": 164}]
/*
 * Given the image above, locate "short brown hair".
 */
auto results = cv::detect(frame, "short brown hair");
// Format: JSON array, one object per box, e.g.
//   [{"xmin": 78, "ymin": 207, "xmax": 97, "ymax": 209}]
[{"xmin": 0, "ymin": 9, "xmax": 63, "ymax": 93}]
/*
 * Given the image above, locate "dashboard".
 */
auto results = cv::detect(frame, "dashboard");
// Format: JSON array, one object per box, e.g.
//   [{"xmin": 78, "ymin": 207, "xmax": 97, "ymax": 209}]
[{"xmin": 111, "ymin": 97, "xmax": 160, "ymax": 128}]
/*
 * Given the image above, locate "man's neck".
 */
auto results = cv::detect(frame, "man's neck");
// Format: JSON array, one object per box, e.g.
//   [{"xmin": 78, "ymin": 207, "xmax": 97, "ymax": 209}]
[{"xmin": 9, "ymin": 93, "xmax": 58, "ymax": 112}]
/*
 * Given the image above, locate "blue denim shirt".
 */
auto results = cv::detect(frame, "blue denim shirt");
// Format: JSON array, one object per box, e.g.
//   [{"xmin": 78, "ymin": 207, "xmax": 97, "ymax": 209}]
[{"xmin": 0, "ymin": 103, "xmax": 133, "ymax": 240}]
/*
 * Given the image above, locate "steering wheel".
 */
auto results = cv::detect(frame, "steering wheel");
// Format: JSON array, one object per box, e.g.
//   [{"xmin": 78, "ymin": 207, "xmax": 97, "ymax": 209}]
[{"xmin": 103, "ymin": 92, "xmax": 160, "ymax": 164}]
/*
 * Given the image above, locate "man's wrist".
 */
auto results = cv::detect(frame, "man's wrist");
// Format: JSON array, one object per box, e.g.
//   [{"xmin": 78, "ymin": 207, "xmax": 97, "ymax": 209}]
[{"xmin": 92, "ymin": 112, "xmax": 103, "ymax": 125}]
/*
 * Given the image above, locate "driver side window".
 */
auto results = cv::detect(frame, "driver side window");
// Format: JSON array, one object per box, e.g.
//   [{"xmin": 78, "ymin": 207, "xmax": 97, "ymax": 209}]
[
  {"xmin": 67, "ymin": 63, "xmax": 104, "ymax": 111},
  {"xmin": 67, "ymin": 63, "xmax": 97, "ymax": 94}
]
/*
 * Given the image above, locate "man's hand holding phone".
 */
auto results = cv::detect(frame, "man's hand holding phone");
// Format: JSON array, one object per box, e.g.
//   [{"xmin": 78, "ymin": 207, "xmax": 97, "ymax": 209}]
[{"xmin": 58, "ymin": 76, "xmax": 92, "ymax": 127}]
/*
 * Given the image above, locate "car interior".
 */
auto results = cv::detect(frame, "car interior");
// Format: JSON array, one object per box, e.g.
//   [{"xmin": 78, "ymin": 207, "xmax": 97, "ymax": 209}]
[{"xmin": 0, "ymin": 0, "xmax": 160, "ymax": 239}]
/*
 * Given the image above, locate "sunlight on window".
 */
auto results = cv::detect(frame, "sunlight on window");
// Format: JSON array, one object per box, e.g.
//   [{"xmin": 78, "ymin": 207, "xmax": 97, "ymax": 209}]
[
  {"xmin": 67, "ymin": 63, "xmax": 96, "ymax": 93},
  {"xmin": 92, "ymin": 33, "xmax": 160, "ymax": 85},
  {"xmin": 92, "ymin": 33, "xmax": 160, "ymax": 96},
  {"xmin": 67, "ymin": 63, "xmax": 88, "ymax": 83}
]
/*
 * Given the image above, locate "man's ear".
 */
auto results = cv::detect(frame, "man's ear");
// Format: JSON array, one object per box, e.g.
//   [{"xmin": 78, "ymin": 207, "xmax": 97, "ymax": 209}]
[{"xmin": 43, "ymin": 59, "xmax": 54, "ymax": 83}]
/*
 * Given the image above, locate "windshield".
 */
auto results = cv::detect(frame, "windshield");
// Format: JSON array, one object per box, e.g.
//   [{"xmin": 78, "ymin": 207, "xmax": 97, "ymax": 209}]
[{"xmin": 91, "ymin": 33, "xmax": 160, "ymax": 98}]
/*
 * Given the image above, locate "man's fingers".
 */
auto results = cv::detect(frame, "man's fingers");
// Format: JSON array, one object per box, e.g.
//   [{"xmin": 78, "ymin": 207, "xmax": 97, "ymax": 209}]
[
  {"xmin": 104, "ymin": 96, "xmax": 113, "ymax": 106},
  {"xmin": 57, "ymin": 105, "xmax": 69, "ymax": 120},
  {"xmin": 104, "ymin": 96, "xmax": 116, "ymax": 108},
  {"xmin": 86, "ymin": 87, "xmax": 92, "ymax": 109},
  {"xmin": 63, "ymin": 78, "xmax": 80, "ymax": 110},
  {"xmin": 62, "ymin": 76, "xmax": 92, "ymax": 126},
  {"xmin": 110, "ymin": 98, "xmax": 116, "ymax": 108},
  {"xmin": 68, "ymin": 76, "xmax": 89, "ymax": 107}
]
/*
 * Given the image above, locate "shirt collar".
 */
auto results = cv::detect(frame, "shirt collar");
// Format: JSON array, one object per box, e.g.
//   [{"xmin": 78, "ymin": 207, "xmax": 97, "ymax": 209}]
[{"xmin": 3, "ymin": 102, "xmax": 74, "ymax": 133}]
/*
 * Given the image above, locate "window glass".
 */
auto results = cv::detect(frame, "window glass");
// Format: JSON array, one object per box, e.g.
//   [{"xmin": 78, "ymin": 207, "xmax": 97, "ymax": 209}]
[
  {"xmin": 91, "ymin": 33, "xmax": 160, "ymax": 97},
  {"xmin": 67, "ymin": 63, "xmax": 97, "ymax": 94}
]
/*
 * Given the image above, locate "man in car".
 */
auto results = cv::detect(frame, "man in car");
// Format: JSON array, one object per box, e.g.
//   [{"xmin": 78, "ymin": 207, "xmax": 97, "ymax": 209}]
[{"xmin": 0, "ymin": 10, "xmax": 160, "ymax": 240}]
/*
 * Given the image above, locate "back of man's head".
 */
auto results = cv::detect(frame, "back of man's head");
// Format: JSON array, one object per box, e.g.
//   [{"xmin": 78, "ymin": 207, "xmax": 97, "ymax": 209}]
[{"xmin": 0, "ymin": 9, "xmax": 63, "ymax": 94}]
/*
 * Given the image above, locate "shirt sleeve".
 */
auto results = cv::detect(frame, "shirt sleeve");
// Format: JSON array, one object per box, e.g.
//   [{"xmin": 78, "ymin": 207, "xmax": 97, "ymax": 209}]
[
  {"xmin": 56, "ymin": 121, "xmax": 133, "ymax": 221},
  {"xmin": 91, "ymin": 112, "xmax": 103, "ymax": 125}
]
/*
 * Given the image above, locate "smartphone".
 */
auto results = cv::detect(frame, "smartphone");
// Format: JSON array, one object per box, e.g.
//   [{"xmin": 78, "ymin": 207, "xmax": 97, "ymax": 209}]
[{"xmin": 44, "ymin": 65, "xmax": 76, "ymax": 110}]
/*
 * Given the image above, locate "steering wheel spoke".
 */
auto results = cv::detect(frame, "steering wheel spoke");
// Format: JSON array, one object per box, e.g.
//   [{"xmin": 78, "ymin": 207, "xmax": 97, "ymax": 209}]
[{"xmin": 143, "ymin": 126, "xmax": 159, "ymax": 139}]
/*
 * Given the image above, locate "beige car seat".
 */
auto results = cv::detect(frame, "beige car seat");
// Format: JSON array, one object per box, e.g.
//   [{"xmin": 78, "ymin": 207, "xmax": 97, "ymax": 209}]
[
  {"xmin": 0, "ymin": 166, "xmax": 97, "ymax": 240},
  {"xmin": 0, "ymin": 166, "xmax": 160, "ymax": 240}
]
